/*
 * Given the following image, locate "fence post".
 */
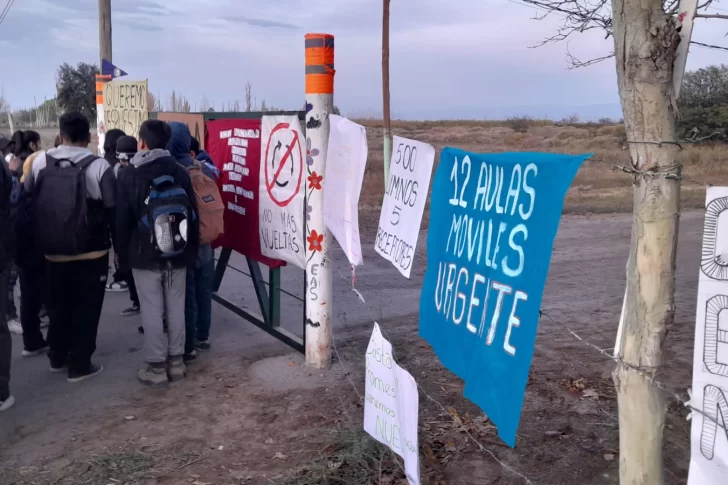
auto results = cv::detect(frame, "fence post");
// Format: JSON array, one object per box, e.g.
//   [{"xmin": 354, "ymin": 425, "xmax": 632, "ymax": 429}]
[
  {"xmin": 304, "ymin": 33, "xmax": 335, "ymax": 369},
  {"xmin": 95, "ymin": 74, "xmax": 111, "ymax": 156}
]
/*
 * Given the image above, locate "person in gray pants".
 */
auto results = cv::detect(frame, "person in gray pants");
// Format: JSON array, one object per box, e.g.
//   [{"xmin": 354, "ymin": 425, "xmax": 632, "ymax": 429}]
[{"xmin": 115, "ymin": 121, "xmax": 199, "ymax": 387}]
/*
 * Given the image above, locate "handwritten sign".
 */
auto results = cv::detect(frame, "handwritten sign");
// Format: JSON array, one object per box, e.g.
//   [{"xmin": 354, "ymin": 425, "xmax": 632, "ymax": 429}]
[
  {"xmin": 259, "ymin": 116, "xmax": 306, "ymax": 269},
  {"xmin": 364, "ymin": 323, "xmax": 420, "ymax": 485},
  {"xmin": 419, "ymin": 148, "xmax": 587, "ymax": 447},
  {"xmin": 375, "ymin": 136, "xmax": 435, "ymax": 278},
  {"xmin": 324, "ymin": 115, "xmax": 368, "ymax": 266},
  {"xmin": 688, "ymin": 186, "xmax": 728, "ymax": 484},
  {"xmin": 205, "ymin": 119, "xmax": 284, "ymax": 268},
  {"xmin": 103, "ymin": 80, "xmax": 148, "ymax": 137}
]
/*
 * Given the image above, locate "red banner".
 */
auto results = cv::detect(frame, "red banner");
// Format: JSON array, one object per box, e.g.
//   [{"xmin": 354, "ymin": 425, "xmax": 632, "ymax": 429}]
[{"xmin": 205, "ymin": 118, "xmax": 285, "ymax": 268}]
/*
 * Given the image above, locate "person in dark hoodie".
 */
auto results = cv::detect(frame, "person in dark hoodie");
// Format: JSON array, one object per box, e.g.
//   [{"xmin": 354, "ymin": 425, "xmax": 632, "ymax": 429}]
[
  {"xmin": 189, "ymin": 137, "xmax": 220, "ymax": 180},
  {"xmin": 167, "ymin": 123, "xmax": 217, "ymax": 362},
  {"xmin": 116, "ymin": 120, "xmax": 199, "ymax": 387},
  {"xmin": 0, "ymin": 135, "xmax": 21, "ymax": 411},
  {"xmin": 103, "ymin": 129, "xmax": 129, "ymax": 293},
  {"xmin": 25, "ymin": 112, "xmax": 116, "ymax": 383}
]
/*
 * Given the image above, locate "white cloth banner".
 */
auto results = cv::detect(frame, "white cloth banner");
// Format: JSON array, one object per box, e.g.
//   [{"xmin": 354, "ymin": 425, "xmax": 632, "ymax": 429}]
[
  {"xmin": 259, "ymin": 115, "xmax": 306, "ymax": 269},
  {"xmin": 323, "ymin": 115, "xmax": 368, "ymax": 266},
  {"xmin": 375, "ymin": 136, "xmax": 435, "ymax": 278},
  {"xmin": 364, "ymin": 323, "xmax": 420, "ymax": 485},
  {"xmin": 688, "ymin": 186, "xmax": 728, "ymax": 484}
]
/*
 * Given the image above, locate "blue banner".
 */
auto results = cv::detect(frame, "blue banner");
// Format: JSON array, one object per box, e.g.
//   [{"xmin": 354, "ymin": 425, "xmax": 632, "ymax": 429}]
[{"xmin": 419, "ymin": 148, "xmax": 589, "ymax": 447}]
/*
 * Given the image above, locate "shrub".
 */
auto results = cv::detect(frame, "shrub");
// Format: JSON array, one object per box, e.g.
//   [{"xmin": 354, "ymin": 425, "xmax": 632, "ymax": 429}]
[{"xmin": 506, "ymin": 116, "xmax": 532, "ymax": 133}]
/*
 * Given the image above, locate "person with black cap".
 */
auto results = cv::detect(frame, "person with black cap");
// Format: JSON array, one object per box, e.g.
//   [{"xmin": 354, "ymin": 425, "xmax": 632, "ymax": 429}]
[{"xmin": 114, "ymin": 136, "xmax": 141, "ymax": 317}]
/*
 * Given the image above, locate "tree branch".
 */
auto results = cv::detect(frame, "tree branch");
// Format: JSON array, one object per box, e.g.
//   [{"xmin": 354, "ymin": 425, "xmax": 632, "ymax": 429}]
[
  {"xmin": 691, "ymin": 40, "xmax": 728, "ymax": 51},
  {"xmin": 694, "ymin": 13, "xmax": 728, "ymax": 20}
]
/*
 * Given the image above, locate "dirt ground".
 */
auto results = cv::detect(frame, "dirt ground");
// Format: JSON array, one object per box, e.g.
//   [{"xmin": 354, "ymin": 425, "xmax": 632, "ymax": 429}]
[{"xmin": 0, "ymin": 211, "xmax": 701, "ymax": 485}]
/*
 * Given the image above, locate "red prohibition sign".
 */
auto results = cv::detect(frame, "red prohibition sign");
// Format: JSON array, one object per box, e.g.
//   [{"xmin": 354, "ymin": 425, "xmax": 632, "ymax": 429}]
[{"xmin": 264, "ymin": 122, "xmax": 304, "ymax": 208}]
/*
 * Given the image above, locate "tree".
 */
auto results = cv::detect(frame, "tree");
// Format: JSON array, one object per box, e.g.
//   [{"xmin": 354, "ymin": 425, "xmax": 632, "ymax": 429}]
[
  {"xmin": 518, "ymin": 1, "xmax": 721, "ymax": 483},
  {"xmin": 678, "ymin": 64, "xmax": 728, "ymax": 139},
  {"xmin": 245, "ymin": 82, "xmax": 252, "ymax": 112},
  {"xmin": 56, "ymin": 62, "xmax": 97, "ymax": 120}
]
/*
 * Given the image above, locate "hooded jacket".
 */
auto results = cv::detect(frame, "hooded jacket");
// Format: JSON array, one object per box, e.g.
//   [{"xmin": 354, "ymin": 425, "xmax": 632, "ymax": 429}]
[
  {"xmin": 167, "ymin": 122, "xmax": 216, "ymax": 267},
  {"xmin": 115, "ymin": 148, "xmax": 199, "ymax": 271},
  {"xmin": 0, "ymin": 155, "xmax": 20, "ymax": 272},
  {"xmin": 25, "ymin": 145, "xmax": 116, "ymax": 262}
]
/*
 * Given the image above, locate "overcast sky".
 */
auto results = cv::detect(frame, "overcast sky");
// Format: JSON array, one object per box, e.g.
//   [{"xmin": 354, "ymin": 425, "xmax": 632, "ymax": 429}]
[{"xmin": 1, "ymin": 0, "xmax": 727, "ymax": 119}]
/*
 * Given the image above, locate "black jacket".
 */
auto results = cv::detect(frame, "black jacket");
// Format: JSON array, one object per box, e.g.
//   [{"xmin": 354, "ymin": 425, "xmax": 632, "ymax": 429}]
[
  {"xmin": 0, "ymin": 159, "xmax": 19, "ymax": 272},
  {"xmin": 115, "ymin": 149, "xmax": 199, "ymax": 271}
]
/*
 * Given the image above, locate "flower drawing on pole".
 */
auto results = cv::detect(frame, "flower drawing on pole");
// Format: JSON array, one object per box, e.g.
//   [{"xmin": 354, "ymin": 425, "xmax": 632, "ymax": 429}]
[
  {"xmin": 308, "ymin": 171, "xmax": 323, "ymax": 190},
  {"xmin": 306, "ymin": 137, "xmax": 319, "ymax": 169},
  {"xmin": 307, "ymin": 230, "xmax": 324, "ymax": 252}
]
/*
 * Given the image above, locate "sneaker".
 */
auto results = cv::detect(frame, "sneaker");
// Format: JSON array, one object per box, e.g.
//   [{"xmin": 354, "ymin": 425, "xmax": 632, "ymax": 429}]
[
  {"xmin": 194, "ymin": 340, "xmax": 211, "ymax": 352},
  {"xmin": 183, "ymin": 350, "xmax": 198, "ymax": 363},
  {"xmin": 7, "ymin": 319, "xmax": 22, "ymax": 335},
  {"xmin": 167, "ymin": 356, "xmax": 186, "ymax": 382},
  {"xmin": 22, "ymin": 343, "xmax": 49, "ymax": 357},
  {"xmin": 0, "ymin": 395, "xmax": 15, "ymax": 412},
  {"xmin": 68, "ymin": 363, "xmax": 104, "ymax": 383},
  {"xmin": 138, "ymin": 363, "xmax": 169, "ymax": 388},
  {"xmin": 105, "ymin": 281, "xmax": 128, "ymax": 292},
  {"xmin": 49, "ymin": 364, "xmax": 67, "ymax": 374},
  {"xmin": 121, "ymin": 304, "xmax": 141, "ymax": 317}
]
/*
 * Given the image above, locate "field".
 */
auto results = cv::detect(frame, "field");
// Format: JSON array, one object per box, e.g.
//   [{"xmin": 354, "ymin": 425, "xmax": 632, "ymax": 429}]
[
  {"xmin": 31, "ymin": 118, "xmax": 728, "ymax": 216},
  {"xmin": 0, "ymin": 121, "xmax": 718, "ymax": 484}
]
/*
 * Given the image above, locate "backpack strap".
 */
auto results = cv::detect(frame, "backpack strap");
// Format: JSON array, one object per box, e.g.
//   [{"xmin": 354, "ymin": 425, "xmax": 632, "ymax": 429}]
[
  {"xmin": 77, "ymin": 154, "xmax": 100, "ymax": 171},
  {"xmin": 152, "ymin": 175, "xmax": 175, "ymax": 186}
]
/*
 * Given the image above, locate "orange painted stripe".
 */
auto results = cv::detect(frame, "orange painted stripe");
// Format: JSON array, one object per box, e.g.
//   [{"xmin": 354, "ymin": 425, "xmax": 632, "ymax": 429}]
[{"xmin": 305, "ymin": 33, "xmax": 334, "ymax": 94}]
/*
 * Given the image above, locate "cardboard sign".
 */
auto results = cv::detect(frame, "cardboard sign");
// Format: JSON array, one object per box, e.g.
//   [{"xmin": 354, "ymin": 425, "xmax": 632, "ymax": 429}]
[
  {"xmin": 419, "ymin": 149, "xmax": 587, "ymax": 447},
  {"xmin": 324, "ymin": 115, "xmax": 368, "ymax": 266},
  {"xmin": 205, "ymin": 119, "xmax": 284, "ymax": 268},
  {"xmin": 364, "ymin": 323, "xmax": 420, "ymax": 485},
  {"xmin": 103, "ymin": 80, "xmax": 148, "ymax": 137},
  {"xmin": 259, "ymin": 116, "xmax": 306, "ymax": 269},
  {"xmin": 158, "ymin": 112, "xmax": 206, "ymax": 149},
  {"xmin": 375, "ymin": 136, "xmax": 435, "ymax": 278},
  {"xmin": 688, "ymin": 186, "xmax": 728, "ymax": 484}
]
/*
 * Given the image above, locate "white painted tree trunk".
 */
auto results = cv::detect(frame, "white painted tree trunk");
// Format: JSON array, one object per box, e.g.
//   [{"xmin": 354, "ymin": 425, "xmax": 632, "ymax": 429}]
[{"xmin": 611, "ymin": 2, "xmax": 681, "ymax": 483}]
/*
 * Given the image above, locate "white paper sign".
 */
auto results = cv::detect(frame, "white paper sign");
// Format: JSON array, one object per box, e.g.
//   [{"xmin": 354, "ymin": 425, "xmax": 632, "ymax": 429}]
[
  {"xmin": 324, "ymin": 115, "xmax": 368, "ymax": 266},
  {"xmin": 688, "ymin": 186, "xmax": 728, "ymax": 484},
  {"xmin": 259, "ymin": 115, "xmax": 306, "ymax": 269},
  {"xmin": 375, "ymin": 136, "xmax": 435, "ymax": 278},
  {"xmin": 364, "ymin": 323, "xmax": 420, "ymax": 485}
]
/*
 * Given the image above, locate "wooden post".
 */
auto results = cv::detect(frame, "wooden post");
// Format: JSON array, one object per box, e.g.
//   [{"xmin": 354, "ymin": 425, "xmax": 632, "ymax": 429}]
[
  {"xmin": 304, "ymin": 33, "xmax": 335, "ymax": 369},
  {"xmin": 96, "ymin": 0, "xmax": 112, "ymax": 155},
  {"xmin": 382, "ymin": 0, "xmax": 392, "ymax": 188},
  {"xmin": 611, "ymin": 1, "xmax": 681, "ymax": 483}
]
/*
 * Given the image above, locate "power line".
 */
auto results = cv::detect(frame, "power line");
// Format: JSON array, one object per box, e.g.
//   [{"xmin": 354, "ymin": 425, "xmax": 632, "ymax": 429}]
[{"xmin": 0, "ymin": 0, "xmax": 17, "ymax": 28}]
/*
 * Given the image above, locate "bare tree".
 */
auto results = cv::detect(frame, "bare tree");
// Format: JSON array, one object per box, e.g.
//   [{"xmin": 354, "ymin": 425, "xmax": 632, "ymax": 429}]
[
  {"xmin": 200, "ymin": 95, "xmax": 212, "ymax": 112},
  {"xmin": 170, "ymin": 91, "xmax": 178, "ymax": 113},
  {"xmin": 516, "ymin": 1, "xmax": 727, "ymax": 483},
  {"xmin": 245, "ymin": 82, "xmax": 252, "ymax": 112}
]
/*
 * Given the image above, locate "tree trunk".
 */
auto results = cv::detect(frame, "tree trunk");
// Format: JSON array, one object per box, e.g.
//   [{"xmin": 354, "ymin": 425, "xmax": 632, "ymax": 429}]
[{"xmin": 611, "ymin": 1, "xmax": 681, "ymax": 484}]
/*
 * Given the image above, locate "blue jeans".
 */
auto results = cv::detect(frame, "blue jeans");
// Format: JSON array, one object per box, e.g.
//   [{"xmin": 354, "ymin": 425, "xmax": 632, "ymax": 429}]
[{"xmin": 184, "ymin": 249, "xmax": 214, "ymax": 354}]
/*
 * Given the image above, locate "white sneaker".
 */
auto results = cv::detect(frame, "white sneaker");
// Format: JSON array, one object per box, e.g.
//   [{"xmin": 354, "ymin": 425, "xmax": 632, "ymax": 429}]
[
  {"xmin": 7, "ymin": 319, "xmax": 22, "ymax": 335},
  {"xmin": 0, "ymin": 395, "xmax": 15, "ymax": 412}
]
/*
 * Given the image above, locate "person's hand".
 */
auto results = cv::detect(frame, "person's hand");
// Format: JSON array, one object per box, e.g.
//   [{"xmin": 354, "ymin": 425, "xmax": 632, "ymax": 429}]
[{"xmin": 6, "ymin": 154, "xmax": 21, "ymax": 173}]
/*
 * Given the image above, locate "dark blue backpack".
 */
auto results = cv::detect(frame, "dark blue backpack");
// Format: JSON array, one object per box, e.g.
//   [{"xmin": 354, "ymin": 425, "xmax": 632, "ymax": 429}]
[{"xmin": 139, "ymin": 175, "xmax": 194, "ymax": 259}]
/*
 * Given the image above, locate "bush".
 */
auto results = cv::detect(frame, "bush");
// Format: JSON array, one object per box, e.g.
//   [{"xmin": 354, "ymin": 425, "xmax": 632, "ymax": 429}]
[{"xmin": 506, "ymin": 116, "xmax": 532, "ymax": 133}]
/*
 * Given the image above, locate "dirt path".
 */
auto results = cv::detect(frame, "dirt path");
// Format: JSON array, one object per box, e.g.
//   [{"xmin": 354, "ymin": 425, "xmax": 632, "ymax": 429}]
[{"xmin": 1, "ymin": 212, "xmax": 701, "ymax": 484}]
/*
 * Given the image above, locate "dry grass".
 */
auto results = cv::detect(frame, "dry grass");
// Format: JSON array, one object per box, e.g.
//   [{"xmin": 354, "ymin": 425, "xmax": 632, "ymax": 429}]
[{"xmin": 354, "ymin": 120, "xmax": 727, "ymax": 216}]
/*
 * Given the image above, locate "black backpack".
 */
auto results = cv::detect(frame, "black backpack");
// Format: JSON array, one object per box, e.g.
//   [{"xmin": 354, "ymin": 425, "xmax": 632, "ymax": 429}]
[
  {"xmin": 33, "ymin": 154, "xmax": 99, "ymax": 256},
  {"xmin": 138, "ymin": 175, "xmax": 194, "ymax": 260}
]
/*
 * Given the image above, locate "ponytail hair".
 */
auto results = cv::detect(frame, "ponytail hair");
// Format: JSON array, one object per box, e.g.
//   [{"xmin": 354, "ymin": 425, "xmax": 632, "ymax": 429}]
[{"xmin": 11, "ymin": 130, "xmax": 41, "ymax": 160}]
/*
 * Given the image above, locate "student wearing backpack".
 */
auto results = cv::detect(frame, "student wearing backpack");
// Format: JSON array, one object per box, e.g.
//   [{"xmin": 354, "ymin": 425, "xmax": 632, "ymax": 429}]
[
  {"xmin": 116, "ymin": 120, "xmax": 199, "ymax": 387},
  {"xmin": 25, "ymin": 112, "xmax": 117, "ymax": 383},
  {"xmin": 167, "ymin": 123, "xmax": 224, "ymax": 362},
  {"xmin": 0, "ymin": 136, "xmax": 21, "ymax": 411},
  {"xmin": 114, "ymin": 136, "xmax": 140, "ymax": 317}
]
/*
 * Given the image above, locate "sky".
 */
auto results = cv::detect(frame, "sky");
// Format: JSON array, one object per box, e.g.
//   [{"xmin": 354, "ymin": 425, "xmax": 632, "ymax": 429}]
[{"xmin": 1, "ymin": 0, "xmax": 728, "ymax": 120}]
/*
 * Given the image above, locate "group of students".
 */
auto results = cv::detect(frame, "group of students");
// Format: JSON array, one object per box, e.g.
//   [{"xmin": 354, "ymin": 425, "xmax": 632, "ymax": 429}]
[{"xmin": 0, "ymin": 111, "xmax": 225, "ymax": 411}]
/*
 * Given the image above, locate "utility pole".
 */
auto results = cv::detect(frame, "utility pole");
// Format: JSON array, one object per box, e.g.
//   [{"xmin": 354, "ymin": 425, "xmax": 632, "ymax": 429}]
[
  {"xmin": 304, "ymin": 33, "xmax": 335, "ymax": 368},
  {"xmin": 96, "ymin": 0, "xmax": 112, "ymax": 155},
  {"xmin": 382, "ymin": 0, "xmax": 392, "ymax": 188},
  {"xmin": 99, "ymin": 0, "xmax": 112, "ymax": 66}
]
